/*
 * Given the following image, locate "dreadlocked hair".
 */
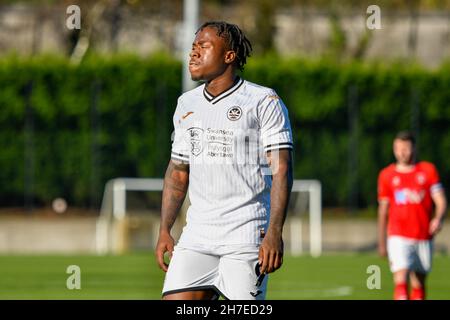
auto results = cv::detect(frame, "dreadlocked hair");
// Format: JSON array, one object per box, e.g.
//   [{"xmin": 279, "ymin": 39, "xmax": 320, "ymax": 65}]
[{"xmin": 196, "ymin": 21, "xmax": 253, "ymax": 72}]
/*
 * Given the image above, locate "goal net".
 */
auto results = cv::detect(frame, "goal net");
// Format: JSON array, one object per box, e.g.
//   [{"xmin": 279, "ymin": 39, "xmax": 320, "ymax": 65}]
[{"xmin": 96, "ymin": 178, "xmax": 322, "ymax": 257}]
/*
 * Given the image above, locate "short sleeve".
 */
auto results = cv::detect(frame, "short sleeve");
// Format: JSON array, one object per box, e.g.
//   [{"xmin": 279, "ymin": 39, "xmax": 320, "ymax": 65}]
[
  {"xmin": 377, "ymin": 170, "xmax": 390, "ymax": 202},
  {"xmin": 427, "ymin": 164, "xmax": 443, "ymax": 194},
  {"xmin": 259, "ymin": 92, "xmax": 294, "ymax": 153},
  {"xmin": 171, "ymin": 99, "xmax": 190, "ymax": 164}
]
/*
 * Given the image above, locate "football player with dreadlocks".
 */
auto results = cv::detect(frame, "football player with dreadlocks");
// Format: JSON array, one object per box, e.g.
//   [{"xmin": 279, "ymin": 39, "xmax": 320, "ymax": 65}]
[{"xmin": 156, "ymin": 21, "xmax": 294, "ymax": 300}]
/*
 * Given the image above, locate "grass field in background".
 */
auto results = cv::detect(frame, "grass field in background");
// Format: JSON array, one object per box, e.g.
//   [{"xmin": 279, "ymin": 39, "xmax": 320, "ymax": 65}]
[{"xmin": 0, "ymin": 253, "xmax": 449, "ymax": 300}]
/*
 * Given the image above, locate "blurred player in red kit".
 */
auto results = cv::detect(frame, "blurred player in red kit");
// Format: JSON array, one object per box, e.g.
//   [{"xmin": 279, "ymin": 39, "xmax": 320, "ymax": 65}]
[{"xmin": 378, "ymin": 131, "xmax": 447, "ymax": 300}]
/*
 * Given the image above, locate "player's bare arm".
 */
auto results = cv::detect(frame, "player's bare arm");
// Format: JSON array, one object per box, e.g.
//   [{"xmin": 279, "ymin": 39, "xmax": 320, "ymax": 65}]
[
  {"xmin": 429, "ymin": 190, "xmax": 447, "ymax": 236},
  {"xmin": 156, "ymin": 160, "xmax": 189, "ymax": 272},
  {"xmin": 259, "ymin": 149, "xmax": 293, "ymax": 274},
  {"xmin": 377, "ymin": 200, "xmax": 389, "ymax": 257}
]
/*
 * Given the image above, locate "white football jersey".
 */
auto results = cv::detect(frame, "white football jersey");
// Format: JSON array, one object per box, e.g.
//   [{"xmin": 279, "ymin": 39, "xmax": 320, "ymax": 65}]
[{"xmin": 171, "ymin": 77, "xmax": 293, "ymax": 246}]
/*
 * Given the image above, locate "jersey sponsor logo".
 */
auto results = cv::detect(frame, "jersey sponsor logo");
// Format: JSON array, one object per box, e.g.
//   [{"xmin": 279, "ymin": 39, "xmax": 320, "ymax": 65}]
[
  {"xmin": 394, "ymin": 188, "xmax": 425, "ymax": 205},
  {"xmin": 188, "ymin": 127, "xmax": 204, "ymax": 156},
  {"xmin": 227, "ymin": 106, "xmax": 242, "ymax": 121}
]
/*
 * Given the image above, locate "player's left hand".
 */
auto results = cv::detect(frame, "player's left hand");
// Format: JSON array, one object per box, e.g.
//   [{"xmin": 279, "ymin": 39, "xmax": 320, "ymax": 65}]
[
  {"xmin": 258, "ymin": 233, "xmax": 284, "ymax": 275},
  {"xmin": 429, "ymin": 217, "xmax": 443, "ymax": 236}
]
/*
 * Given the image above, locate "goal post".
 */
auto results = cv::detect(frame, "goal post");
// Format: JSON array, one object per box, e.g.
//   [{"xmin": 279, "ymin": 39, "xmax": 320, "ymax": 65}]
[
  {"xmin": 289, "ymin": 180, "xmax": 322, "ymax": 257},
  {"xmin": 96, "ymin": 178, "xmax": 164, "ymax": 255},
  {"xmin": 96, "ymin": 178, "xmax": 322, "ymax": 257}
]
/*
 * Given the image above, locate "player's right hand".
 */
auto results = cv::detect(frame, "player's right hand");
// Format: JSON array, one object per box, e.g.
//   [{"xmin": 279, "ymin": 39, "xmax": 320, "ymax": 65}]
[
  {"xmin": 429, "ymin": 217, "xmax": 443, "ymax": 237},
  {"xmin": 378, "ymin": 243, "xmax": 387, "ymax": 258},
  {"xmin": 155, "ymin": 231, "xmax": 175, "ymax": 272}
]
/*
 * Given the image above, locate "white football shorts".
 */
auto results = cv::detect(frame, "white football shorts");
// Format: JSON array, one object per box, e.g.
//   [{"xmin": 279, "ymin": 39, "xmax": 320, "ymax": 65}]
[
  {"xmin": 162, "ymin": 243, "xmax": 268, "ymax": 300},
  {"xmin": 387, "ymin": 236, "xmax": 433, "ymax": 274}
]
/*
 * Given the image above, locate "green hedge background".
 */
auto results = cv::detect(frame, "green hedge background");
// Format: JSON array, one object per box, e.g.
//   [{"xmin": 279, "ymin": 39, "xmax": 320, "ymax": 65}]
[{"xmin": 1, "ymin": 54, "xmax": 449, "ymax": 209}]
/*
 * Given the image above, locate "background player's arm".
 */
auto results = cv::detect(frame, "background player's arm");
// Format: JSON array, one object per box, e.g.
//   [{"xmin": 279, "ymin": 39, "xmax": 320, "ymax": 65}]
[
  {"xmin": 429, "ymin": 190, "xmax": 447, "ymax": 236},
  {"xmin": 155, "ymin": 160, "xmax": 189, "ymax": 272},
  {"xmin": 259, "ymin": 149, "xmax": 293, "ymax": 274},
  {"xmin": 378, "ymin": 200, "xmax": 389, "ymax": 257}
]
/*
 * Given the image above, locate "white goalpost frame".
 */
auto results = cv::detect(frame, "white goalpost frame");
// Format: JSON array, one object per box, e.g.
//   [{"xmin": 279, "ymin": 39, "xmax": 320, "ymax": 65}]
[
  {"xmin": 290, "ymin": 180, "xmax": 322, "ymax": 257},
  {"xmin": 96, "ymin": 178, "xmax": 322, "ymax": 257},
  {"xmin": 95, "ymin": 178, "xmax": 164, "ymax": 255}
]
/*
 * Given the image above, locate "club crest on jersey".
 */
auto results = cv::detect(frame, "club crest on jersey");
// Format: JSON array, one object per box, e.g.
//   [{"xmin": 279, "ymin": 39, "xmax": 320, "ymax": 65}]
[
  {"xmin": 416, "ymin": 173, "xmax": 426, "ymax": 185},
  {"xmin": 392, "ymin": 176, "xmax": 401, "ymax": 187},
  {"xmin": 188, "ymin": 127, "xmax": 204, "ymax": 156},
  {"xmin": 227, "ymin": 106, "xmax": 242, "ymax": 121}
]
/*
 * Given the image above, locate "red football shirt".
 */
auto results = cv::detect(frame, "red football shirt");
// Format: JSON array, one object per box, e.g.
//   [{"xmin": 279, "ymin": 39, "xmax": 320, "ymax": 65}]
[{"xmin": 378, "ymin": 161, "xmax": 442, "ymax": 240}]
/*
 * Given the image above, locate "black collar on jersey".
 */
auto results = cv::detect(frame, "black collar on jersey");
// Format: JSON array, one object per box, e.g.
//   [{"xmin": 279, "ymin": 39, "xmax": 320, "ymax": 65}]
[{"xmin": 203, "ymin": 77, "xmax": 244, "ymax": 105}]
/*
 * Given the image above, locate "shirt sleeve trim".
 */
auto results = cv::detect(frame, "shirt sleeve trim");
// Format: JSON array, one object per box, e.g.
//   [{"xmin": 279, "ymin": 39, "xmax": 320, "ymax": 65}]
[
  {"xmin": 171, "ymin": 152, "xmax": 189, "ymax": 162},
  {"xmin": 264, "ymin": 142, "xmax": 293, "ymax": 152},
  {"xmin": 431, "ymin": 183, "xmax": 443, "ymax": 194}
]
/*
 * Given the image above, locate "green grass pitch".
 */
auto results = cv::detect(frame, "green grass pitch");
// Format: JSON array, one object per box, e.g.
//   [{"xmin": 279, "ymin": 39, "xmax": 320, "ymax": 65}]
[{"xmin": 0, "ymin": 253, "xmax": 449, "ymax": 300}]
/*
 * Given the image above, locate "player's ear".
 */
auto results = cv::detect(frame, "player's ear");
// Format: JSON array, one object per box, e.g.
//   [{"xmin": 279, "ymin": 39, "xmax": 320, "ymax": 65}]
[{"xmin": 224, "ymin": 50, "xmax": 236, "ymax": 65}]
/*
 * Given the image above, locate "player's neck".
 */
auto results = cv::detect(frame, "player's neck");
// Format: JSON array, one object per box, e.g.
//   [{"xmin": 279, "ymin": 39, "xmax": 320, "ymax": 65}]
[
  {"xmin": 395, "ymin": 162, "xmax": 416, "ymax": 173},
  {"xmin": 205, "ymin": 71, "xmax": 238, "ymax": 97}
]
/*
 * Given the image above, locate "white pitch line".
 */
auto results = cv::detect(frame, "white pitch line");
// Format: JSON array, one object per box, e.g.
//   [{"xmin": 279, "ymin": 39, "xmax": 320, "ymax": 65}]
[
  {"xmin": 271, "ymin": 286, "xmax": 354, "ymax": 298},
  {"xmin": 319, "ymin": 286, "xmax": 353, "ymax": 298}
]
